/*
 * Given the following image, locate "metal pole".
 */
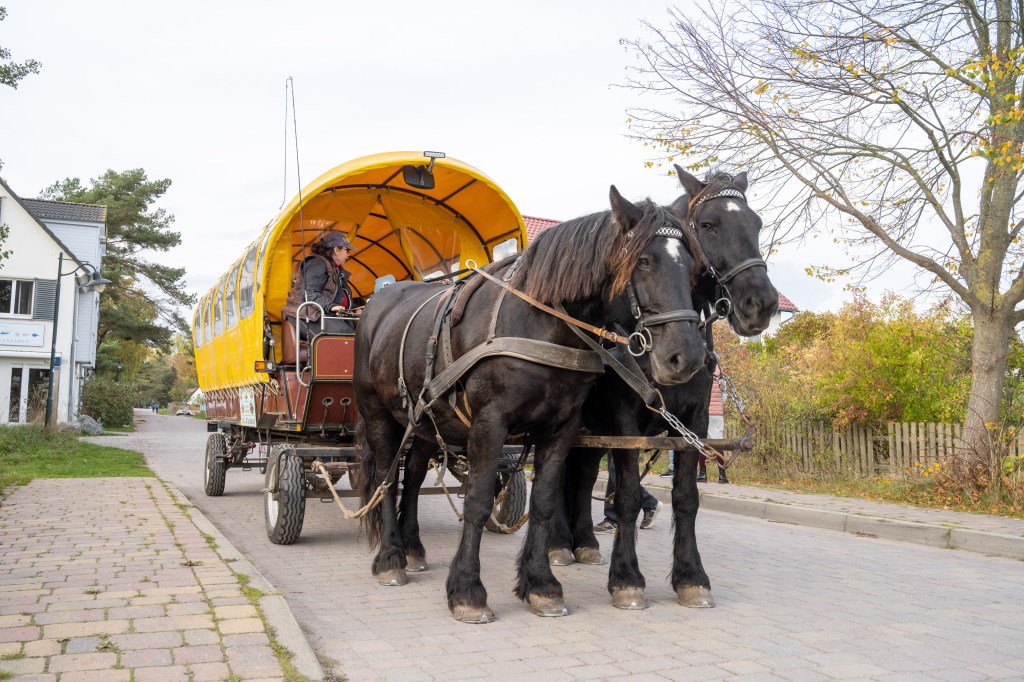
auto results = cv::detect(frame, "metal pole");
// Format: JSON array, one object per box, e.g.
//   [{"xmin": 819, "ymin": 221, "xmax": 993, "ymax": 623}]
[{"xmin": 44, "ymin": 253, "xmax": 63, "ymax": 427}]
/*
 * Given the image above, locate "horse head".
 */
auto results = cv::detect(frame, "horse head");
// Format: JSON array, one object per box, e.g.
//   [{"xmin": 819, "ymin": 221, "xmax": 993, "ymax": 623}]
[
  {"xmin": 673, "ymin": 165, "xmax": 779, "ymax": 337},
  {"xmin": 608, "ymin": 186, "xmax": 706, "ymax": 385}
]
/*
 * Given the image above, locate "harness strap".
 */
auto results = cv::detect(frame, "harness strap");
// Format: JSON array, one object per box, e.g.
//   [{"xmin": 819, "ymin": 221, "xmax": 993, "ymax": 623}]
[
  {"xmin": 413, "ymin": 337, "xmax": 605, "ymax": 424},
  {"xmin": 717, "ymin": 257, "xmax": 767, "ymax": 285},
  {"xmin": 641, "ymin": 309, "xmax": 701, "ymax": 327},
  {"xmin": 397, "ymin": 289, "xmax": 449, "ymax": 421}
]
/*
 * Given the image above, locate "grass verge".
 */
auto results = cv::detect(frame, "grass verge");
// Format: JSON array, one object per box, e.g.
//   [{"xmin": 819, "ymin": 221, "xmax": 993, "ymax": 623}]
[{"xmin": 0, "ymin": 424, "xmax": 152, "ymax": 492}]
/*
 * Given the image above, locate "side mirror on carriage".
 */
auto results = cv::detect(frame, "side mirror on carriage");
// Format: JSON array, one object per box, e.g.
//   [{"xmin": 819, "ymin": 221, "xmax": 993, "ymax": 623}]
[
  {"xmin": 402, "ymin": 164, "xmax": 435, "ymax": 190},
  {"xmin": 374, "ymin": 274, "xmax": 396, "ymax": 293}
]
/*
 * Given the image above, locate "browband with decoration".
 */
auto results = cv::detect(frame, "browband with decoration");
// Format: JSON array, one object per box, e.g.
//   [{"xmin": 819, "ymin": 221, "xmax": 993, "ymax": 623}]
[
  {"xmin": 690, "ymin": 187, "xmax": 746, "ymax": 211},
  {"xmin": 654, "ymin": 227, "xmax": 684, "ymax": 239}
]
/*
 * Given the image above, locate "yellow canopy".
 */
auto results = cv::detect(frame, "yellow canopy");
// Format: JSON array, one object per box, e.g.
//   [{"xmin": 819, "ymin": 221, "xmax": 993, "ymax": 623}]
[{"xmin": 262, "ymin": 151, "xmax": 526, "ymax": 322}]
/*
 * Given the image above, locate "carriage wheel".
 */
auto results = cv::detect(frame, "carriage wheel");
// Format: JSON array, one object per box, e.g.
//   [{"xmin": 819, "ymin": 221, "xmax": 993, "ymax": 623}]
[
  {"xmin": 485, "ymin": 455, "xmax": 527, "ymax": 534},
  {"xmin": 203, "ymin": 433, "xmax": 227, "ymax": 497},
  {"xmin": 265, "ymin": 447, "xmax": 306, "ymax": 545}
]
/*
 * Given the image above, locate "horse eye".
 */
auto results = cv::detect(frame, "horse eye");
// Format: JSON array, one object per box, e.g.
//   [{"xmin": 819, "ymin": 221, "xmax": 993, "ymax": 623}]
[
  {"xmin": 638, "ymin": 256, "xmax": 651, "ymax": 268},
  {"xmin": 700, "ymin": 222, "xmax": 714, "ymax": 231}
]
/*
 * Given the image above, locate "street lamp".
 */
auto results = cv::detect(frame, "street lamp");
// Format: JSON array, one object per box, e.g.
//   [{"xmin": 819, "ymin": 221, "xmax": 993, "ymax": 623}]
[{"xmin": 45, "ymin": 253, "xmax": 111, "ymax": 427}]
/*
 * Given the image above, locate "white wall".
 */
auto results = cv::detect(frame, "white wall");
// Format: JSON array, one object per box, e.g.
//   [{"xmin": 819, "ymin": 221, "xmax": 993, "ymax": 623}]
[{"xmin": 0, "ymin": 191, "xmax": 81, "ymax": 423}]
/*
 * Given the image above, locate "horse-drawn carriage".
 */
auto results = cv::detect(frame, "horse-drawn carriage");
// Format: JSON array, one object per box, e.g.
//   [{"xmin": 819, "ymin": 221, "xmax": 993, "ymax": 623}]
[
  {"xmin": 193, "ymin": 151, "xmax": 530, "ymax": 543},
  {"xmin": 194, "ymin": 150, "xmax": 778, "ymax": 622}
]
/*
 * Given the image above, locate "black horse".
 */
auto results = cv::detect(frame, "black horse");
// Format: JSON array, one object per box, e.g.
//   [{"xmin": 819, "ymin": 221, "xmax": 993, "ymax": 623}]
[
  {"xmin": 356, "ymin": 187, "xmax": 707, "ymax": 623},
  {"xmin": 551, "ymin": 167, "xmax": 780, "ymax": 610}
]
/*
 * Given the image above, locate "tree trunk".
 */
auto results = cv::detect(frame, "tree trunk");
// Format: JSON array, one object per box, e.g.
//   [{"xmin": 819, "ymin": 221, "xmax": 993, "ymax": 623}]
[{"xmin": 962, "ymin": 310, "xmax": 1013, "ymax": 471}]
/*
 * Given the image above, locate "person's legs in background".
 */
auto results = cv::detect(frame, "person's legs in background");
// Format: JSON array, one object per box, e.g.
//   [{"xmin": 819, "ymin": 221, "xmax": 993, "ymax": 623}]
[
  {"xmin": 708, "ymin": 414, "xmax": 728, "ymax": 484},
  {"xmin": 660, "ymin": 450, "xmax": 675, "ymax": 478},
  {"xmin": 594, "ymin": 455, "xmax": 618, "ymax": 533}
]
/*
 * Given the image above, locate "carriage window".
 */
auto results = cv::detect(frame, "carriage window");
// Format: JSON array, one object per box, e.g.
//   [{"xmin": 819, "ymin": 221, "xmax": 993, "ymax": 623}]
[
  {"xmin": 492, "ymin": 238, "xmax": 518, "ymax": 261},
  {"xmin": 239, "ymin": 244, "xmax": 257, "ymax": 318},
  {"xmin": 193, "ymin": 306, "xmax": 203, "ymax": 348},
  {"xmin": 213, "ymin": 285, "xmax": 224, "ymax": 337},
  {"xmin": 255, "ymin": 226, "xmax": 273, "ymax": 293},
  {"xmin": 203, "ymin": 296, "xmax": 213, "ymax": 344},
  {"xmin": 225, "ymin": 265, "xmax": 239, "ymax": 329}
]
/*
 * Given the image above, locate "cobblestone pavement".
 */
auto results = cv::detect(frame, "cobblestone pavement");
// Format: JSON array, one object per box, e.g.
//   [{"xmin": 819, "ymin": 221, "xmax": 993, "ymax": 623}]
[
  {"xmin": 88, "ymin": 410, "xmax": 1024, "ymax": 681},
  {"xmin": 0, "ymin": 476, "xmax": 285, "ymax": 681}
]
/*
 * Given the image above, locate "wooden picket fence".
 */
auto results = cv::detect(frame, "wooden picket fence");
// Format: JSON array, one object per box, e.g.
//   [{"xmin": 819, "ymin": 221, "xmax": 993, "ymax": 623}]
[{"xmin": 727, "ymin": 421, "xmax": 988, "ymax": 476}]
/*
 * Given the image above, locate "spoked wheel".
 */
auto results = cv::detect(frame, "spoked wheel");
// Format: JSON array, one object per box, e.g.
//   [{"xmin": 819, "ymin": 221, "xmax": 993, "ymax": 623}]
[
  {"xmin": 204, "ymin": 432, "xmax": 227, "ymax": 497},
  {"xmin": 486, "ymin": 454, "xmax": 528, "ymax": 534},
  {"xmin": 265, "ymin": 446, "xmax": 307, "ymax": 545}
]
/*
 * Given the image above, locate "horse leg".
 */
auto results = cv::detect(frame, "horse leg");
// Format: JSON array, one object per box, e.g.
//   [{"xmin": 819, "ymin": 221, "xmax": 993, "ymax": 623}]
[
  {"xmin": 362, "ymin": 407, "xmax": 409, "ymax": 586},
  {"xmin": 397, "ymin": 440, "xmax": 433, "ymax": 572},
  {"xmin": 567, "ymin": 448, "xmax": 603, "ymax": 565},
  {"xmin": 671, "ymin": 447, "xmax": 714, "ymax": 607},
  {"xmin": 608, "ymin": 448, "xmax": 647, "ymax": 609},
  {"xmin": 446, "ymin": 416, "xmax": 505, "ymax": 624},
  {"xmin": 548, "ymin": 452, "xmax": 575, "ymax": 566},
  {"xmin": 515, "ymin": 426, "xmax": 578, "ymax": 618}
]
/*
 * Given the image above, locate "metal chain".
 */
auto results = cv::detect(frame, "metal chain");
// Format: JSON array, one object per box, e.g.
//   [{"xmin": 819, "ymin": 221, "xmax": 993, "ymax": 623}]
[{"xmin": 715, "ymin": 364, "xmax": 754, "ymax": 428}]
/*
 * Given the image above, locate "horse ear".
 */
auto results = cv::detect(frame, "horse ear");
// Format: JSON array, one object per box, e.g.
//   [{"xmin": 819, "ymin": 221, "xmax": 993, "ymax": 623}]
[
  {"xmin": 674, "ymin": 164, "xmax": 704, "ymax": 199},
  {"xmin": 609, "ymin": 185, "xmax": 640, "ymax": 230},
  {"xmin": 733, "ymin": 171, "xmax": 748, "ymax": 193}
]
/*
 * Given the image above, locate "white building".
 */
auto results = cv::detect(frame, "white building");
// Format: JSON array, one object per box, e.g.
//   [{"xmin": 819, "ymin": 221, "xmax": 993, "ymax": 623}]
[{"xmin": 0, "ymin": 178, "xmax": 106, "ymax": 424}]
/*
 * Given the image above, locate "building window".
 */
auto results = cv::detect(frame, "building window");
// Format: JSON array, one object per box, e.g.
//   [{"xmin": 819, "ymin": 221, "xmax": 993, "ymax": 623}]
[{"xmin": 0, "ymin": 279, "xmax": 34, "ymax": 316}]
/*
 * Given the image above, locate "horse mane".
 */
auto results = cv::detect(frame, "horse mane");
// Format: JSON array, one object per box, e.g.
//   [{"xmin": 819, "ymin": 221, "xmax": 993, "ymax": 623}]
[{"xmin": 509, "ymin": 199, "xmax": 702, "ymax": 305}]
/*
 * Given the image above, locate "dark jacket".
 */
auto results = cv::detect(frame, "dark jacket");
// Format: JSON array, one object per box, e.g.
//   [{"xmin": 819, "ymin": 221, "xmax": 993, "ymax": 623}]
[{"xmin": 282, "ymin": 254, "xmax": 352, "ymax": 322}]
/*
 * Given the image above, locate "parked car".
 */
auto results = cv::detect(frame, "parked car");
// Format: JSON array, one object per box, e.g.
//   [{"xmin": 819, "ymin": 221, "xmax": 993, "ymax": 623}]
[{"xmin": 176, "ymin": 408, "xmax": 194, "ymax": 416}]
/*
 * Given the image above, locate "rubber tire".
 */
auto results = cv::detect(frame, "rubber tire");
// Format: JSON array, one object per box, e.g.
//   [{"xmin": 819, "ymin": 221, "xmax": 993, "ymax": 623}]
[
  {"xmin": 204, "ymin": 433, "xmax": 227, "ymax": 497},
  {"xmin": 265, "ymin": 448, "xmax": 306, "ymax": 545},
  {"xmin": 485, "ymin": 461, "xmax": 527, "ymax": 534}
]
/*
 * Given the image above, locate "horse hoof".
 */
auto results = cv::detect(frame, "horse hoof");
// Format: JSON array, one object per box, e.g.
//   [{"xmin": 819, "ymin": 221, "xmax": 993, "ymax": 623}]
[
  {"xmin": 528, "ymin": 595, "xmax": 569, "ymax": 617},
  {"xmin": 376, "ymin": 568, "xmax": 408, "ymax": 586},
  {"xmin": 548, "ymin": 548, "xmax": 574, "ymax": 566},
  {"xmin": 573, "ymin": 547, "xmax": 604, "ymax": 565},
  {"xmin": 405, "ymin": 555, "xmax": 428, "ymax": 572},
  {"xmin": 676, "ymin": 585, "xmax": 715, "ymax": 608},
  {"xmin": 452, "ymin": 604, "xmax": 495, "ymax": 624},
  {"xmin": 612, "ymin": 587, "xmax": 649, "ymax": 610}
]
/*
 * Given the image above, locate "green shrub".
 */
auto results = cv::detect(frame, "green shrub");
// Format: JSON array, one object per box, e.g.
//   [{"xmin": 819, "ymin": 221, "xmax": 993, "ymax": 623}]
[{"xmin": 81, "ymin": 377, "xmax": 135, "ymax": 427}]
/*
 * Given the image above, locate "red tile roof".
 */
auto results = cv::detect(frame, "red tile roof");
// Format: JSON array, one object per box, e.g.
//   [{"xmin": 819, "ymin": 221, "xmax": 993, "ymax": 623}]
[
  {"xmin": 524, "ymin": 215, "xmax": 561, "ymax": 242},
  {"xmin": 777, "ymin": 292, "xmax": 799, "ymax": 312}
]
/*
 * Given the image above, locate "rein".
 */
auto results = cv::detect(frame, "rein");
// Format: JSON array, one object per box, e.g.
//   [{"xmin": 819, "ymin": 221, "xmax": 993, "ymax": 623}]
[{"xmin": 468, "ymin": 266, "xmax": 632, "ymax": 346}]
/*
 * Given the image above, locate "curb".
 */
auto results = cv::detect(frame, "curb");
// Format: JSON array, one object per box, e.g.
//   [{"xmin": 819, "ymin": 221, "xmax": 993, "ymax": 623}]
[
  {"xmin": 178, "ymin": 484, "xmax": 326, "ymax": 681},
  {"xmin": 597, "ymin": 477, "xmax": 1024, "ymax": 561}
]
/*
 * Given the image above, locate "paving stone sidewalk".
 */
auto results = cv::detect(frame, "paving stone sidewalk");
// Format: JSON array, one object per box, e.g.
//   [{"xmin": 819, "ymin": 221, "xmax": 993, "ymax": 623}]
[
  {"xmin": 639, "ymin": 476, "xmax": 1024, "ymax": 559},
  {"xmin": 0, "ymin": 477, "xmax": 289, "ymax": 682}
]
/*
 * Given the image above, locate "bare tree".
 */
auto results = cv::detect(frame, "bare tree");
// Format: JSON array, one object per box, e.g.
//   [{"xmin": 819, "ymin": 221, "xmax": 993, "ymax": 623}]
[{"xmin": 624, "ymin": 0, "xmax": 1024, "ymax": 473}]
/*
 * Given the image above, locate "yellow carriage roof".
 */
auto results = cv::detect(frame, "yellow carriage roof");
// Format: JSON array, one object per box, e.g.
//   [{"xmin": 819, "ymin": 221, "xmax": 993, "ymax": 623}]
[{"xmin": 259, "ymin": 151, "xmax": 526, "ymax": 314}]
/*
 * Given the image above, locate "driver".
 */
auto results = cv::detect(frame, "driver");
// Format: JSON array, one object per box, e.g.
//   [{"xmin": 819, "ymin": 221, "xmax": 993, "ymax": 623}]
[{"xmin": 282, "ymin": 230, "xmax": 358, "ymax": 339}]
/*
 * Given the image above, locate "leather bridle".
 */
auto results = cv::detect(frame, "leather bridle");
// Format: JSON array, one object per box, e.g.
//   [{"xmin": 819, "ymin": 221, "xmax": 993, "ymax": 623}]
[
  {"xmin": 686, "ymin": 186, "xmax": 767, "ymax": 319},
  {"xmin": 624, "ymin": 226, "xmax": 701, "ymax": 356}
]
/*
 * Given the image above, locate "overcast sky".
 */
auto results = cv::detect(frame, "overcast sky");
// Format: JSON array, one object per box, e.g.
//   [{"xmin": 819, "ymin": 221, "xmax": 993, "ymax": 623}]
[{"xmin": 1, "ymin": 0, "xmax": 916, "ymax": 315}]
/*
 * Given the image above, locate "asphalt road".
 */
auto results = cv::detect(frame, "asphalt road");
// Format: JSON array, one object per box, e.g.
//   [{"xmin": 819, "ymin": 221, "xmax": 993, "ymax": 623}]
[{"xmin": 98, "ymin": 410, "xmax": 1024, "ymax": 681}]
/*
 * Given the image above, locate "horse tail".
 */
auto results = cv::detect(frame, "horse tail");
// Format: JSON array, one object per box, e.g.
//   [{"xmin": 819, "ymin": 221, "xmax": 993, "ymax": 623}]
[{"xmin": 356, "ymin": 420, "xmax": 383, "ymax": 549}]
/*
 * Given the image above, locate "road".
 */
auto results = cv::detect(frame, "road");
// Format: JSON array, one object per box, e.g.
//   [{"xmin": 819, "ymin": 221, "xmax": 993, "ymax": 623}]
[{"xmin": 95, "ymin": 410, "xmax": 1024, "ymax": 681}]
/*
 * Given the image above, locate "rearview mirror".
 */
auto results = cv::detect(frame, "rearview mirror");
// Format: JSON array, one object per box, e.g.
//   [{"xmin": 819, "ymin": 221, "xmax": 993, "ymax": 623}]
[{"xmin": 401, "ymin": 165, "xmax": 435, "ymax": 190}]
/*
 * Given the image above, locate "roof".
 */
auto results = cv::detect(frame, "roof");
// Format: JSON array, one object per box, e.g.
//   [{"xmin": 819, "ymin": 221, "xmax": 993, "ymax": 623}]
[
  {"xmin": 22, "ymin": 198, "xmax": 106, "ymax": 223},
  {"xmin": 0, "ymin": 177, "xmax": 86, "ymax": 269},
  {"xmin": 524, "ymin": 215, "xmax": 560, "ymax": 242},
  {"xmin": 777, "ymin": 292, "xmax": 799, "ymax": 312},
  {"xmin": 522, "ymin": 214, "xmax": 798, "ymax": 313}
]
